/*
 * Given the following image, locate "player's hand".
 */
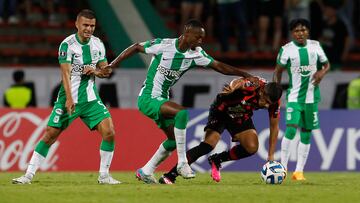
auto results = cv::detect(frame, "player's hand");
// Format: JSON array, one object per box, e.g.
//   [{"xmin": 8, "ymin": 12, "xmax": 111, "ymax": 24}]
[
  {"xmin": 312, "ymin": 70, "xmax": 325, "ymax": 85},
  {"xmin": 83, "ymin": 66, "xmax": 96, "ymax": 76},
  {"xmin": 65, "ymin": 99, "xmax": 75, "ymax": 116}
]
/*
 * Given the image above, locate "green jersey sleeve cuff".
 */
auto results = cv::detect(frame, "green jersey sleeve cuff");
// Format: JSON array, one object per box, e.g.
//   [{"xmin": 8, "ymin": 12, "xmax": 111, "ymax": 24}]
[{"xmin": 59, "ymin": 60, "xmax": 71, "ymax": 64}]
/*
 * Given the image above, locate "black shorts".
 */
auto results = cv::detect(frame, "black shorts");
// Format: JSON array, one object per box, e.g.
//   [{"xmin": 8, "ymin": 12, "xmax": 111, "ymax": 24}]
[{"xmin": 204, "ymin": 108, "xmax": 255, "ymax": 139}]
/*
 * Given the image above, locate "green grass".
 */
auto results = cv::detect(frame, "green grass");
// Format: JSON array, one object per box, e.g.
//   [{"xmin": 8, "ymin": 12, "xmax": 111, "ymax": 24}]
[{"xmin": 1, "ymin": 172, "xmax": 360, "ymax": 203}]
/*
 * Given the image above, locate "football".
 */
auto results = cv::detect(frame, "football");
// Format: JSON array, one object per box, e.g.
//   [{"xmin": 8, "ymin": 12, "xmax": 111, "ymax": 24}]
[{"xmin": 261, "ymin": 161, "xmax": 287, "ymax": 184}]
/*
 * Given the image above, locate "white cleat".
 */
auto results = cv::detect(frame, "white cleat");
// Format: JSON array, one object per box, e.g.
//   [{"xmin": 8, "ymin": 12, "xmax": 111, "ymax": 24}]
[
  {"xmin": 98, "ymin": 174, "xmax": 121, "ymax": 185},
  {"xmin": 12, "ymin": 175, "xmax": 32, "ymax": 184},
  {"xmin": 177, "ymin": 162, "xmax": 195, "ymax": 179}
]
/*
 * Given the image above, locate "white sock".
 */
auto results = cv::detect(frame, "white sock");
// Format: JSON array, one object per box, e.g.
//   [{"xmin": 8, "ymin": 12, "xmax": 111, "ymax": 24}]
[
  {"xmin": 142, "ymin": 144, "xmax": 172, "ymax": 175},
  {"xmin": 295, "ymin": 142, "xmax": 311, "ymax": 172},
  {"xmin": 99, "ymin": 150, "xmax": 114, "ymax": 176},
  {"xmin": 26, "ymin": 151, "xmax": 45, "ymax": 179},
  {"xmin": 281, "ymin": 137, "xmax": 292, "ymax": 170},
  {"xmin": 174, "ymin": 127, "xmax": 188, "ymax": 164}
]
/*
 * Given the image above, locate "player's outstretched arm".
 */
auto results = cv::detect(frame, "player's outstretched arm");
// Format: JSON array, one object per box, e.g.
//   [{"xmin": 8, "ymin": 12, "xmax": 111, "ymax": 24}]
[
  {"xmin": 108, "ymin": 43, "xmax": 145, "ymax": 68},
  {"xmin": 83, "ymin": 61, "xmax": 112, "ymax": 78},
  {"xmin": 267, "ymin": 116, "xmax": 280, "ymax": 161},
  {"xmin": 209, "ymin": 60, "xmax": 253, "ymax": 78}
]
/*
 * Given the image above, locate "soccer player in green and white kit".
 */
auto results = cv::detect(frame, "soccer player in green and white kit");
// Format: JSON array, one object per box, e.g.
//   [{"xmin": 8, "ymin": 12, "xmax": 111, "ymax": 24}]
[
  {"xmin": 273, "ymin": 18, "xmax": 330, "ymax": 181},
  {"xmin": 12, "ymin": 9, "xmax": 120, "ymax": 184},
  {"xmin": 107, "ymin": 19, "xmax": 252, "ymax": 184}
]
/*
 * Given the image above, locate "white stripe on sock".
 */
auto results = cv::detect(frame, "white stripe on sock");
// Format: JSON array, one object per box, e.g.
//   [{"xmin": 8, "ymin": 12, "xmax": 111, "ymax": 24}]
[
  {"xmin": 281, "ymin": 137, "xmax": 292, "ymax": 169},
  {"xmin": 26, "ymin": 151, "xmax": 45, "ymax": 178},
  {"xmin": 99, "ymin": 150, "xmax": 114, "ymax": 175},
  {"xmin": 295, "ymin": 143, "xmax": 311, "ymax": 172},
  {"xmin": 142, "ymin": 144, "xmax": 172, "ymax": 175},
  {"xmin": 174, "ymin": 127, "xmax": 188, "ymax": 164}
]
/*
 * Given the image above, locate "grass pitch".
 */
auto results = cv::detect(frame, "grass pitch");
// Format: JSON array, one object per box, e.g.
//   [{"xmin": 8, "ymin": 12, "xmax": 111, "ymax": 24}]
[{"xmin": 1, "ymin": 172, "xmax": 359, "ymax": 203}]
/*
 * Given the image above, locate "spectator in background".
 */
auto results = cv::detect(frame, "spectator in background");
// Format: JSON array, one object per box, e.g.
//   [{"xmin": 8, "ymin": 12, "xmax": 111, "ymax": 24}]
[
  {"xmin": 216, "ymin": 0, "xmax": 248, "ymax": 52},
  {"xmin": 0, "ymin": 0, "xmax": 19, "ymax": 24},
  {"xmin": 257, "ymin": 0, "xmax": 285, "ymax": 52},
  {"xmin": 3, "ymin": 70, "xmax": 32, "ymax": 108},
  {"xmin": 319, "ymin": 2, "xmax": 350, "ymax": 70},
  {"xmin": 24, "ymin": 0, "xmax": 64, "ymax": 24},
  {"xmin": 180, "ymin": 0, "xmax": 203, "ymax": 34},
  {"xmin": 347, "ymin": 76, "xmax": 360, "ymax": 109},
  {"xmin": 286, "ymin": 0, "xmax": 311, "ymax": 21}
]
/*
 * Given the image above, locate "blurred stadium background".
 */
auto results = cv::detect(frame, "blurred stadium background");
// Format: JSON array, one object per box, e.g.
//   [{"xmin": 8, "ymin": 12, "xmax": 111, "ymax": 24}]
[{"xmin": 0, "ymin": 0, "xmax": 360, "ymax": 176}]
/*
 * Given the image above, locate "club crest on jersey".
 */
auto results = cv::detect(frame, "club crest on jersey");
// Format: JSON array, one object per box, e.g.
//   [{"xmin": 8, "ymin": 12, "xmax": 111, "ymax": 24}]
[
  {"xmin": 55, "ymin": 108, "xmax": 64, "ymax": 115},
  {"xmin": 59, "ymin": 51, "xmax": 66, "ymax": 58}
]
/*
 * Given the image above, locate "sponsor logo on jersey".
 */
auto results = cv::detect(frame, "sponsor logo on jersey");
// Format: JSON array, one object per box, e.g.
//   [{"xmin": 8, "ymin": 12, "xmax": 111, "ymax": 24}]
[
  {"xmin": 71, "ymin": 63, "xmax": 96, "ymax": 76},
  {"xmin": 293, "ymin": 65, "xmax": 317, "ymax": 76},
  {"xmin": 157, "ymin": 66, "xmax": 183, "ymax": 81}
]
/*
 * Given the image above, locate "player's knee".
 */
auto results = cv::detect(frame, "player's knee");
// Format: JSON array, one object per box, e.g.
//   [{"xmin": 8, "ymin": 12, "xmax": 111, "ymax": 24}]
[
  {"xmin": 43, "ymin": 126, "xmax": 60, "ymax": 145},
  {"xmin": 102, "ymin": 127, "xmax": 115, "ymax": 142},
  {"xmin": 285, "ymin": 126, "xmax": 297, "ymax": 140},
  {"xmin": 245, "ymin": 143, "xmax": 258, "ymax": 155},
  {"xmin": 174, "ymin": 109, "xmax": 189, "ymax": 129}
]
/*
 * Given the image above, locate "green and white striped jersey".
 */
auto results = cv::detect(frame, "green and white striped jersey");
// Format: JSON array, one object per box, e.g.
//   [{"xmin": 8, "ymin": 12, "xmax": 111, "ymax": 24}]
[
  {"xmin": 139, "ymin": 38, "xmax": 214, "ymax": 98},
  {"xmin": 277, "ymin": 39, "xmax": 328, "ymax": 103},
  {"xmin": 57, "ymin": 33, "xmax": 107, "ymax": 104}
]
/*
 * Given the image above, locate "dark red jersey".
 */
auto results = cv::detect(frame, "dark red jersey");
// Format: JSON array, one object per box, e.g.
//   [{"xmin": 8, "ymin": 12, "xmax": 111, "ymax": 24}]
[{"xmin": 209, "ymin": 77, "xmax": 280, "ymax": 125}]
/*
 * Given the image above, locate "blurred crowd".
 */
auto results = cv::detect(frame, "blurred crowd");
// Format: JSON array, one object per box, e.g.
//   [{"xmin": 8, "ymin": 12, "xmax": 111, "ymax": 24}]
[
  {"xmin": 0, "ymin": 0, "xmax": 85, "ymax": 25},
  {"xmin": 152, "ymin": 0, "xmax": 359, "ymax": 69}
]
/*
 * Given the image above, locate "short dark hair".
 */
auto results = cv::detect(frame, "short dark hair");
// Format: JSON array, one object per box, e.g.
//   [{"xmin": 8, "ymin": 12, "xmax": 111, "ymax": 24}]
[
  {"xmin": 184, "ymin": 19, "xmax": 204, "ymax": 30},
  {"xmin": 13, "ymin": 70, "xmax": 25, "ymax": 83},
  {"xmin": 289, "ymin": 18, "xmax": 311, "ymax": 31},
  {"xmin": 264, "ymin": 82, "xmax": 283, "ymax": 103},
  {"xmin": 77, "ymin": 9, "xmax": 96, "ymax": 20}
]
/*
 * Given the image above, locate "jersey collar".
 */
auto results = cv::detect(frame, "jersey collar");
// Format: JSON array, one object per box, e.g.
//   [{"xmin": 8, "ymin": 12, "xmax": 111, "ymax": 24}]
[{"xmin": 75, "ymin": 33, "xmax": 90, "ymax": 45}]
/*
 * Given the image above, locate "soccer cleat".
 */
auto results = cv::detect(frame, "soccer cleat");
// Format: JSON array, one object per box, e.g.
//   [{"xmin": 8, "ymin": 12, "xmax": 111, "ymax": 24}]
[
  {"xmin": 177, "ymin": 162, "xmax": 195, "ymax": 179},
  {"xmin": 159, "ymin": 175, "xmax": 175, "ymax": 185},
  {"xmin": 208, "ymin": 154, "xmax": 222, "ymax": 182},
  {"xmin": 12, "ymin": 175, "xmax": 32, "ymax": 184},
  {"xmin": 291, "ymin": 171, "xmax": 306, "ymax": 181},
  {"xmin": 98, "ymin": 174, "xmax": 121, "ymax": 184},
  {"xmin": 135, "ymin": 168, "xmax": 157, "ymax": 184}
]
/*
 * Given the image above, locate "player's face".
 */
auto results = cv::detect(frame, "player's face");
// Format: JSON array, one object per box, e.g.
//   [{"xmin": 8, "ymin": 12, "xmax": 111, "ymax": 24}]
[
  {"xmin": 185, "ymin": 27, "xmax": 205, "ymax": 49},
  {"xmin": 76, "ymin": 16, "xmax": 96, "ymax": 41},
  {"xmin": 291, "ymin": 25, "xmax": 309, "ymax": 45}
]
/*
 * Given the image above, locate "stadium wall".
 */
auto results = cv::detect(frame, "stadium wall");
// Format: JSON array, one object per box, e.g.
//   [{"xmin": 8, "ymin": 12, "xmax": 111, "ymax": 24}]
[
  {"xmin": 0, "ymin": 68, "xmax": 358, "ymax": 109},
  {"xmin": 0, "ymin": 109, "xmax": 359, "ymax": 172}
]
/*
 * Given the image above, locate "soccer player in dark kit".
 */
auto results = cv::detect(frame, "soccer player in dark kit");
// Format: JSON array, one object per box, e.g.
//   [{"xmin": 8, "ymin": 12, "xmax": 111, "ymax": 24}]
[{"xmin": 158, "ymin": 76, "xmax": 283, "ymax": 184}]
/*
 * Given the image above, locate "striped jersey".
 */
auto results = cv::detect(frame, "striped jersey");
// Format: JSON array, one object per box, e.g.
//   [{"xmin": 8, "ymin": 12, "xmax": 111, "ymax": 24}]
[
  {"xmin": 277, "ymin": 39, "xmax": 328, "ymax": 103},
  {"xmin": 57, "ymin": 33, "xmax": 107, "ymax": 104},
  {"xmin": 139, "ymin": 38, "xmax": 214, "ymax": 98}
]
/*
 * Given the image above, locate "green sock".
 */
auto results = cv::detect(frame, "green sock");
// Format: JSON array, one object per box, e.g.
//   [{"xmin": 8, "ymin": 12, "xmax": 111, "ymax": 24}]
[
  {"xmin": 100, "ymin": 140, "xmax": 115, "ymax": 152},
  {"xmin": 35, "ymin": 140, "xmax": 50, "ymax": 157}
]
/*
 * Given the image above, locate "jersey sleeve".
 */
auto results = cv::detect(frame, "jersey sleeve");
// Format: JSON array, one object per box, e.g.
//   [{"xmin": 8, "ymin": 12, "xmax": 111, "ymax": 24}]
[
  {"xmin": 194, "ymin": 50, "xmax": 214, "ymax": 67},
  {"xmin": 98, "ymin": 40, "xmax": 107, "ymax": 63},
  {"xmin": 268, "ymin": 100, "xmax": 281, "ymax": 118},
  {"xmin": 142, "ymin": 38, "xmax": 163, "ymax": 55},
  {"xmin": 276, "ymin": 47, "xmax": 288, "ymax": 68},
  {"xmin": 317, "ymin": 44, "xmax": 328, "ymax": 64},
  {"xmin": 58, "ymin": 42, "xmax": 72, "ymax": 64}
]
